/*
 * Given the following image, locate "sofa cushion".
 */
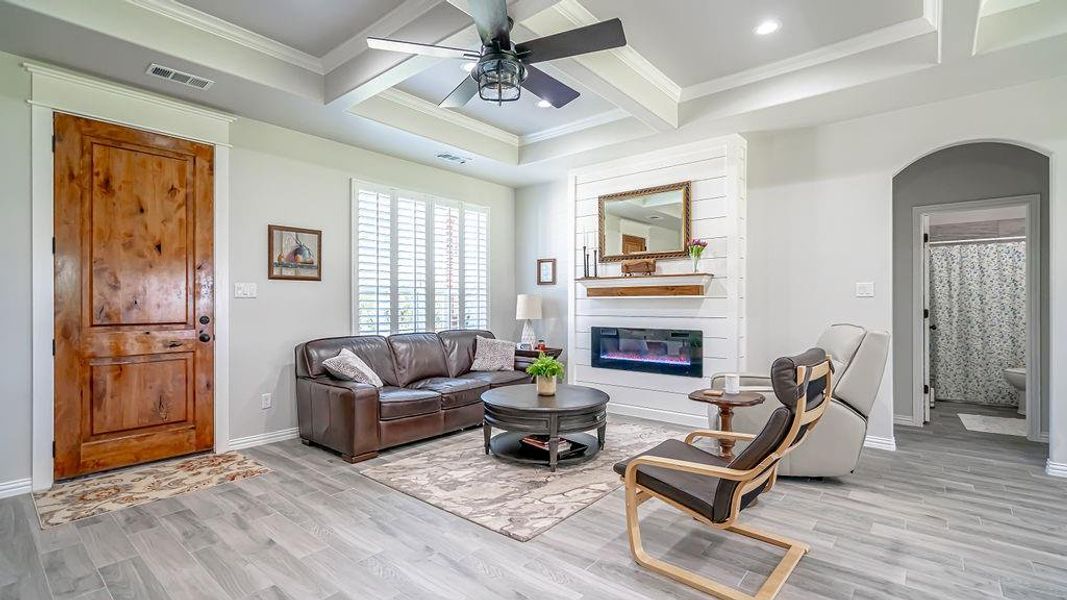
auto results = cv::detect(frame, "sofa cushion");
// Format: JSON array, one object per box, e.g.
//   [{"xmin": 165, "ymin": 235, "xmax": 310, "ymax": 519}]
[
  {"xmin": 388, "ymin": 333, "xmax": 450, "ymax": 387},
  {"xmin": 321, "ymin": 348, "xmax": 384, "ymax": 388},
  {"xmin": 470, "ymin": 337, "xmax": 516, "ymax": 371},
  {"xmin": 458, "ymin": 370, "xmax": 531, "ymax": 388},
  {"xmin": 300, "ymin": 336, "xmax": 398, "ymax": 386},
  {"xmin": 438, "ymin": 329, "xmax": 494, "ymax": 376},
  {"xmin": 407, "ymin": 377, "xmax": 488, "ymax": 410},
  {"xmin": 378, "ymin": 387, "xmax": 441, "ymax": 421}
]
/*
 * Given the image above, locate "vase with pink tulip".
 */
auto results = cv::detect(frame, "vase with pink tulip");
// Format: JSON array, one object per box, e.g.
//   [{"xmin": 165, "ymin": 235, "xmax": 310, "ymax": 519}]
[{"xmin": 687, "ymin": 238, "xmax": 708, "ymax": 272}]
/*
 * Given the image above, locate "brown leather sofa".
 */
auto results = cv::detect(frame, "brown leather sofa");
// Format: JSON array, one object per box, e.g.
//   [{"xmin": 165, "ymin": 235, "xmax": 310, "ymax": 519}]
[{"xmin": 295, "ymin": 329, "xmax": 532, "ymax": 463}]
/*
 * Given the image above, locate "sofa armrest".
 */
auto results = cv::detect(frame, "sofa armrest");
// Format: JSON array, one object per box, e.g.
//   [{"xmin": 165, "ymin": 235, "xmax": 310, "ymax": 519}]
[
  {"xmin": 709, "ymin": 373, "xmax": 774, "ymax": 390},
  {"xmin": 296, "ymin": 377, "xmax": 381, "ymax": 461}
]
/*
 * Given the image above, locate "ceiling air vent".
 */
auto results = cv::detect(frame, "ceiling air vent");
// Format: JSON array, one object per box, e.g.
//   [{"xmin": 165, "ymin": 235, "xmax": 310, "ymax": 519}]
[
  {"xmin": 145, "ymin": 63, "xmax": 214, "ymax": 90},
  {"xmin": 435, "ymin": 153, "xmax": 472, "ymax": 165}
]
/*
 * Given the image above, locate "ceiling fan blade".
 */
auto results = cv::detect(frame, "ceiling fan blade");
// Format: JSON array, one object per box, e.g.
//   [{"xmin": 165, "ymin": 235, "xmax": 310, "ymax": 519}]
[
  {"xmin": 468, "ymin": 0, "xmax": 510, "ymax": 46},
  {"xmin": 522, "ymin": 65, "xmax": 580, "ymax": 108},
  {"xmin": 440, "ymin": 76, "xmax": 480, "ymax": 108},
  {"xmin": 516, "ymin": 18, "xmax": 626, "ymax": 64},
  {"xmin": 367, "ymin": 37, "xmax": 477, "ymax": 60}
]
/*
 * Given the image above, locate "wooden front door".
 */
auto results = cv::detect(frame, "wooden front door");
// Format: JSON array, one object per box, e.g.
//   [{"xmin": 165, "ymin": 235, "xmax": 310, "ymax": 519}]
[
  {"xmin": 622, "ymin": 234, "xmax": 647, "ymax": 255},
  {"xmin": 53, "ymin": 113, "xmax": 215, "ymax": 479}
]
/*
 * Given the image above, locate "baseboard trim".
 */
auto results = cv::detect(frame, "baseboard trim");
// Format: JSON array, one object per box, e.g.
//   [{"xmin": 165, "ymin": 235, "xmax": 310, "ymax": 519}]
[
  {"xmin": 894, "ymin": 414, "xmax": 921, "ymax": 427},
  {"xmin": 606, "ymin": 403, "xmax": 708, "ymax": 428},
  {"xmin": 864, "ymin": 434, "xmax": 897, "ymax": 452},
  {"xmin": 1046, "ymin": 460, "xmax": 1067, "ymax": 479},
  {"xmin": 228, "ymin": 427, "xmax": 300, "ymax": 451},
  {"xmin": 0, "ymin": 478, "xmax": 33, "ymax": 499}
]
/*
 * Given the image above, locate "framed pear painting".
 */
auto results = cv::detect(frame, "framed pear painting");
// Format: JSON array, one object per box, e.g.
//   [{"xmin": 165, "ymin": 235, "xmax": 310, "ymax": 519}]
[{"xmin": 268, "ymin": 225, "xmax": 322, "ymax": 281}]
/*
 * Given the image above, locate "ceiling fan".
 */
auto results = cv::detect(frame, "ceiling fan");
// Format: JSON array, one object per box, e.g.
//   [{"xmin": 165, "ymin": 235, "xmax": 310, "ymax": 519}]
[{"xmin": 366, "ymin": 0, "xmax": 626, "ymax": 109}]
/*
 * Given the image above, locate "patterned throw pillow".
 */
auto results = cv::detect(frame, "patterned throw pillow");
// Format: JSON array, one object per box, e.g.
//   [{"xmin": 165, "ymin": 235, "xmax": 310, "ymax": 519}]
[
  {"xmin": 322, "ymin": 348, "xmax": 384, "ymax": 388},
  {"xmin": 470, "ymin": 336, "xmax": 516, "ymax": 372}
]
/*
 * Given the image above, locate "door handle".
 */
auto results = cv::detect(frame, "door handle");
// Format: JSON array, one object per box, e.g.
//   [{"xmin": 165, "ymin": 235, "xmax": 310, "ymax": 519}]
[
  {"xmin": 199, "ymin": 332, "xmax": 212, "ymax": 343},
  {"xmin": 929, "ymin": 324, "xmax": 938, "ymax": 331}
]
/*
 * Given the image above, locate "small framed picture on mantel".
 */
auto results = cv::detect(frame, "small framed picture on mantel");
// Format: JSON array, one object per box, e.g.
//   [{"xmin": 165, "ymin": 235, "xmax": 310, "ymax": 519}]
[
  {"xmin": 537, "ymin": 258, "xmax": 557, "ymax": 285},
  {"xmin": 268, "ymin": 224, "xmax": 322, "ymax": 281}
]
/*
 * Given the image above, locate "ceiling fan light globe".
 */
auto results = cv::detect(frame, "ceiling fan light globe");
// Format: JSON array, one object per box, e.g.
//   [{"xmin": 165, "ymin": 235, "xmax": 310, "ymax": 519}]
[{"xmin": 474, "ymin": 57, "xmax": 524, "ymax": 104}]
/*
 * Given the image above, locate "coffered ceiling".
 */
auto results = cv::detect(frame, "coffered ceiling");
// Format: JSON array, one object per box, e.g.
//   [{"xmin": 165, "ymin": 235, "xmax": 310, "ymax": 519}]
[{"xmin": 1, "ymin": 0, "xmax": 1066, "ymax": 186}]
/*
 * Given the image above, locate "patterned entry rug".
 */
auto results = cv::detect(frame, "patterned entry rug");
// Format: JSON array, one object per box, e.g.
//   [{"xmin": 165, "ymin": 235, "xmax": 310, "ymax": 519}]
[
  {"xmin": 356, "ymin": 418, "xmax": 685, "ymax": 541},
  {"xmin": 958, "ymin": 413, "xmax": 1028, "ymax": 437},
  {"xmin": 33, "ymin": 452, "xmax": 269, "ymax": 528}
]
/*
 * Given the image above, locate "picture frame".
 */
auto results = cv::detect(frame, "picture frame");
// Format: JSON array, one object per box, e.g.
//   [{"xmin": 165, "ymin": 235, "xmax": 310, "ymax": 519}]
[
  {"xmin": 537, "ymin": 258, "xmax": 557, "ymax": 285},
  {"xmin": 268, "ymin": 224, "xmax": 322, "ymax": 281}
]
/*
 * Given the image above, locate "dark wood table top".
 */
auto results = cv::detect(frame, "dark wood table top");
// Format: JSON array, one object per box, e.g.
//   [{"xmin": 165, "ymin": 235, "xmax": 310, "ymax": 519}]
[
  {"xmin": 688, "ymin": 389, "xmax": 766, "ymax": 407},
  {"xmin": 482, "ymin": 384, "xmax": 609, "ymax": 413},
  {"xmin": 514, "ymin": 347, "xmax": 563, "ymax": 358}
]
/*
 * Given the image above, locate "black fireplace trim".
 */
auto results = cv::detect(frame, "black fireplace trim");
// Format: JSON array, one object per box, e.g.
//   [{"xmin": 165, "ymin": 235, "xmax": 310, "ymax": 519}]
[{"xmin": 591, "ymin": 326, "xmax": 703, "ymax": 378}]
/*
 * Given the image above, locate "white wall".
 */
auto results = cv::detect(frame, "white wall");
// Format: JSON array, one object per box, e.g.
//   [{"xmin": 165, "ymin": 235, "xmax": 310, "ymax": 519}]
[
  {"xmin": 745, "ymin": 76, "xmax": 1067, "ymax": 462},
  {"xmin": 227, "ymin": 119, "xmax": 515, "ymax": 441},
  {"xmin": 514, "ymin": 181, "xmax": 570, "ymax": 353},
  {"xmin": 0, "ymin": 52, "xmax": 32, "ymax": 488},
  {"xmin": 569, "ymin": 136, "xmax": 748, "ymax": 426}
]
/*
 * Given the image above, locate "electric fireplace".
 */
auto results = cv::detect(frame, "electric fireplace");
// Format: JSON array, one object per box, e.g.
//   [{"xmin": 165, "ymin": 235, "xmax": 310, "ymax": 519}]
[{"xmin": 591, "ymin": 327, "xmax": 703, "ymax": 377}]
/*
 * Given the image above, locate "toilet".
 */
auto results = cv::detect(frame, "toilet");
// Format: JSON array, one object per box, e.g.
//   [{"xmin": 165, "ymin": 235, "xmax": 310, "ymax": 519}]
[{"xmin": 1003, "ymin": 367, "xmax": 1027, "ymax": 416}]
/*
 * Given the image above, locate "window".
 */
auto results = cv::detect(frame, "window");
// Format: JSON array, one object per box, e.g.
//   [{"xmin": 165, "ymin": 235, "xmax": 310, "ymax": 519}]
[{"xmin": 352, "ymin": 181, "xmax": 490, "ymax": 335}]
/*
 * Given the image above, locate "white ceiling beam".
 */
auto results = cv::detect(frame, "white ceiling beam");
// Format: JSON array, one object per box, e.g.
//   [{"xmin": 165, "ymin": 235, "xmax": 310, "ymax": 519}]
[
  {"xmin": 348, "ymin": 89, "xmax": 519, "ymax": 163},
  {"xmin": 513, "ymin": 0, "xmax": 679, "ymax": 131},
  {"xmin": 323, "ymin": 2, "xmax": 472, "ymax": 106},
  {"xmin": 938, "ymin": 0, "xmax": 983, "ymax": 62}
]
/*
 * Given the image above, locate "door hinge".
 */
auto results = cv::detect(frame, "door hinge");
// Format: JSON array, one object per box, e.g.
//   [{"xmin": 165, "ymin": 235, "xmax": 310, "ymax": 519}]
[
  {"xmin": 52, "ymin": 339, "xmax": 55, "ymax": 356},
  {"xmin": 924, "ymin": 384, "xmax": 930, "ymax": 395},
  {"xmin": 52, "ymin": 236, "xmax": 56, "ymax": 255},
  {"xmin": 52, "ymin": 441, "xmax": 55, "ymax": 457},
  {"xmin": 923, "ymin": 308, "xmax": 929, "ymax": 319},
  {"xmin": 923, "ymin": 232, "xmax": 929, "ymax": 243}
]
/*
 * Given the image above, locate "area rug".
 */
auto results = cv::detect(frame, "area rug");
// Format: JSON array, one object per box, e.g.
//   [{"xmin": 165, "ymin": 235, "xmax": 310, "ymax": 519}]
[
  {"xmin": 33, "ymin": 452, "xmax": 270, "ymax": 528},
  {"xmin": 356, "ymin": 419, "xmax": 685, "ymax": 541},
  {"xmin": 958, "ymin": 413, "xmax": 1028, "ymax": 437}
]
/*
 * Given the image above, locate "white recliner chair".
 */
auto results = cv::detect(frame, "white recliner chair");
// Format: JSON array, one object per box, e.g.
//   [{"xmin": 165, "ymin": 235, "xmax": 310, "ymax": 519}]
[{"xmin": 712, "ymin": 323, "xmax": 890, "ymax": 477}]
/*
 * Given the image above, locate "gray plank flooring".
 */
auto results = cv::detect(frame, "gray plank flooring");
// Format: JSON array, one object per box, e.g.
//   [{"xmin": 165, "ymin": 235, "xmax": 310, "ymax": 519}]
[{"xmin": 2, "ymin": 402, "xmax": 1066, "ymax": 599}]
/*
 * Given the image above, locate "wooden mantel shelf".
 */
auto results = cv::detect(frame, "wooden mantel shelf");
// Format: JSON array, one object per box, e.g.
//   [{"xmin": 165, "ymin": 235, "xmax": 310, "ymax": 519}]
[{"xmin": 577, "ymin": 273, "xmax": 714, "ymax": 298}]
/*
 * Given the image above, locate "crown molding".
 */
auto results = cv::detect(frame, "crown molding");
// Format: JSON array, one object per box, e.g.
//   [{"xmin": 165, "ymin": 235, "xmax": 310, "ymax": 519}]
[
  {"xmin": 125, "ymin": 0, "xmax": 326, "ymax": 74},
  {"xmin": 321, "ymin": 0, "xmax": 444, "ymax": 72},
  {"xmin": 551, "ymin": 0, "xmax": 682, "ymax": 102},
  {"xmin": 24, "ymin": 62, "xmax": 238, "ymax": 124},
  {"xmin": 680, "ymin": 16, "xmax": 937, "ymax": 101},
  {"xmin": 519, "ymin": 108, "xmax": 628, "ymax": 146},
  {"xmin": 378, "ymin": 89, "xmax": 521, "ymax": 146}
]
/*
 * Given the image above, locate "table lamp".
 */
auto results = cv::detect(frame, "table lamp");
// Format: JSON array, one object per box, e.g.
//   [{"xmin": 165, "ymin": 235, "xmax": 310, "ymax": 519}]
[{"xmin": 515, "ymin": 294, "xmax": 542, "ymax": 348}]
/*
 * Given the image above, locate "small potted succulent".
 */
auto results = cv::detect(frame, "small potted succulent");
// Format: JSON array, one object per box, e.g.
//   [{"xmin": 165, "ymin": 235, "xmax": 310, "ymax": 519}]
[
  {"xmin": 687, "ymin": 238, "xmax": 708, "ymax": 272},
  {"xmin": 526, "ymin": 352, "xmax": 565, "ymax": 396}
]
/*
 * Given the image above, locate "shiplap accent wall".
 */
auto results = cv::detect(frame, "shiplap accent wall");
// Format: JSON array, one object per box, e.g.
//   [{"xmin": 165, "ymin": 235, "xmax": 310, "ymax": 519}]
[{"xmin": 566, "ymin": 135, "xmax": 748, "ymax": 426}]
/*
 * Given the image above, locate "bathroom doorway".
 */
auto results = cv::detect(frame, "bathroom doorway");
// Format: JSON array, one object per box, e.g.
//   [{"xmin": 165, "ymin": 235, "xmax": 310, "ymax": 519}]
[{"xmin": 913, "ymin": 196, "xmax": 1042, "ymax": 441}]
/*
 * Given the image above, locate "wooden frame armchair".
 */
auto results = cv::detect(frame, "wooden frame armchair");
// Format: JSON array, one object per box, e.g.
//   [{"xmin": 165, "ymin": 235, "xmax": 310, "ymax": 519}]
[{"xmin": 613, "ymin": 348, "xmax": 833, "ymax": 600}]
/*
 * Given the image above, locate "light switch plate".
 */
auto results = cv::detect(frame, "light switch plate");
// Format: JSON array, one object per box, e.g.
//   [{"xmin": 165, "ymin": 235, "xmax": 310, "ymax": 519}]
[
  {"xmin": 234, "ymin": 282, "xmax": 257, "ymax": 298},
  {"xmin": 261, "ymin": 393, "xmax": 271, "ymax": 409},
  {"xmin": 855, "ymin": 282, "xmax": 875, "ymax": 298}
]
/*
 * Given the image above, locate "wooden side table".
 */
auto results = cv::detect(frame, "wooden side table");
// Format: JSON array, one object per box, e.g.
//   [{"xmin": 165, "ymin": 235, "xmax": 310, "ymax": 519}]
[{"xmin": 688, "ymin": 389, "xmax": 766, "ymax": 460}]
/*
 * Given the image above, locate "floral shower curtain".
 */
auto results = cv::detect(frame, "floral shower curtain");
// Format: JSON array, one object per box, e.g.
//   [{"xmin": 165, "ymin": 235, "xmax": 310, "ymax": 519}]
[{"xmin": 928, "ymin": 241, "xmax": 1026, "ymax": 406}]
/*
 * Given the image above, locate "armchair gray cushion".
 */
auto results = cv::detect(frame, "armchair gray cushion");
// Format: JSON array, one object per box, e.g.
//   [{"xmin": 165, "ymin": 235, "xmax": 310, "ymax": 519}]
[{"xmin": 725, "ymin": 324, "xmax": 889, "ymax": 477}]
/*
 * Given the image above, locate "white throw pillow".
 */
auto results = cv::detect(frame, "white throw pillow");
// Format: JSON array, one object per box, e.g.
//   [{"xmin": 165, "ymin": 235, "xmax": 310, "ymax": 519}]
[
  {"xmin": 322, "ymin": 348, "xmax": 384, "ymax": 388},
  {"xmin": 470, "ymin": 336, "xmax": 516, "ymax": 372}
]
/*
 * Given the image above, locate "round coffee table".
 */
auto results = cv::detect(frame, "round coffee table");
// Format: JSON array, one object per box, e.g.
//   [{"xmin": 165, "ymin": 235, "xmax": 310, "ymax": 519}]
[{"xmin": 482, "ymin": 384, "xmax": 609, "ymax": 472}]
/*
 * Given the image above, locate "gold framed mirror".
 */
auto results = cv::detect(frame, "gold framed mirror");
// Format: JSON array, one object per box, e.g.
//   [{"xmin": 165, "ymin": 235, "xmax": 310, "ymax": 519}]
[{"xmin": 598, "ymin": 181, "xmax": 691, "ymax": 262}]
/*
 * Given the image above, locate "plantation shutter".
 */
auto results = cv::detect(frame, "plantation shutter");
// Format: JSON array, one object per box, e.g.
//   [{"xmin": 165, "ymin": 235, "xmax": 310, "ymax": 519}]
[{"xmin": 352, "ymin": 181, "xmax": 490, "ymax": 335}]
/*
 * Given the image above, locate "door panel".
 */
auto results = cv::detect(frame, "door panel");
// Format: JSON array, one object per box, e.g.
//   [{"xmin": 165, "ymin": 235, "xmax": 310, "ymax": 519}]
[{"xmin": 54, "ymin": 113, "xmax": 215, "ymax": 479}]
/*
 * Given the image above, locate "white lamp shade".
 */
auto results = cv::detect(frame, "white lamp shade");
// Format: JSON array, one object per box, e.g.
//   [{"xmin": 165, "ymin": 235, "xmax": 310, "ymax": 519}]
[{"xmin": 515, "ymin": 294, "xmax": 542, "ymax": 320}]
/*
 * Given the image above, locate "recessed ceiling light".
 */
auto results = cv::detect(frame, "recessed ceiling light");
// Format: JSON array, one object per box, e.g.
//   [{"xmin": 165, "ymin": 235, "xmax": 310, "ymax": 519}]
[
  {"xmin": 536, "ymin": 99, "xmax": 552, "ymax": 108},
  {"xmin": 754, "ymin": 19, "xmax": 781, "ymax": 35},
  {"xmin": 461, "ymin": 61, "xmax": 475, "ymax": 72}
]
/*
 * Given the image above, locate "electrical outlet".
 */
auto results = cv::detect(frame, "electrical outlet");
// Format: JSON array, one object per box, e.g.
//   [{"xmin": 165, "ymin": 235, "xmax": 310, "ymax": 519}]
[
  {"xmin": 855, "ymin": 282, "xmax": 875, "ymax": 298},
  {"xmin": 261, "ymin": 393, "xmax": 272, "ymax": 410}
]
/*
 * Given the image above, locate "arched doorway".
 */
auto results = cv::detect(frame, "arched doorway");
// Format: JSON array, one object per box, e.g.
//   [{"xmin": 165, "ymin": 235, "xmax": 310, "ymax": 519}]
[{"xmin": 892, "ymin": 142, "xmax": 1049, "ymax": 449}]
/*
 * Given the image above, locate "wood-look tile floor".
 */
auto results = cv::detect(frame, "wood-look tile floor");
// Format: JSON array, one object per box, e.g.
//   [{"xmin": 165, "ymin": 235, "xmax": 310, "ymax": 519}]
[{"xmin": 3, "ymin": 402, "xmax": 1065, "ymax": 599}]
